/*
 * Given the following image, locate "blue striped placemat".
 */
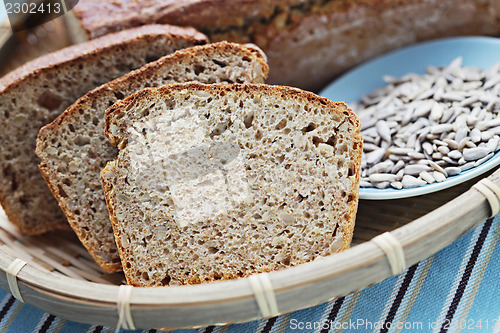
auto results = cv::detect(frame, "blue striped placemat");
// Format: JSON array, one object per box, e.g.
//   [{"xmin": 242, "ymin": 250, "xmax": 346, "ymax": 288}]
[{"xmin": 0, "ymin": 216, "xmax": 498, "ymax": 333}]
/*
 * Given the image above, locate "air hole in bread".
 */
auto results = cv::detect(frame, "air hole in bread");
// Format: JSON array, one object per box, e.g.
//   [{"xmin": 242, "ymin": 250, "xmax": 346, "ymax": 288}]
[
  {"xmin": 302, "ymin": 122, "xmax": 316, "ymax": 133},
  {"xmin": 75, "ymin": 135, "xmax": 91, "ymax": 146},
  {"xmin": 194, "ymin": 65, "xmax": 205, "ymax": 75},
  {"xmin": 326, "ymin": 135, "xmax": 336, "ymax": 147},
  {"xmin": 312, "ymin": 136, "xmax": 323, "ymax": 147},
  {"xmin": 208, "ymin": 247, "xmax": 218, "ymax": 254},
  {"xmin": 348, "ymin": 165, "xmax": 355, "ymax": 177},
  {"xmin": 255, "ymin": 129, "xmax": 262, "ymax": 140},
  {"xmin": 4, "ymin": 110, "xmax": 9, "ymax": 119},
  {"xmin": 212, "ymin": 59, "xmax": 228, "ymax": 67},
  {"xmin": 114, "ymin": 91, "xmax": 125, "ymax": 100},
  {"xmin": 244, "ymin": 112, "xmax": 254, "ymax": 128},
  {"xmin": 57, "ymin": 185, "xmax": 68, "ymax": 198},
  {"xmin": 37, "ymin": 91, "xmax": 63, "ymax": 111},
  {"xmin": 275, "ymin": 118, "xmax": 287, "ymax": 130},
  {"xmin": 68, "ymin": 124, "xmax": 76, "ymax": 132},
  {"xmin": 10, "ymin": 175, "xmax": 18, "ymax": 191}
]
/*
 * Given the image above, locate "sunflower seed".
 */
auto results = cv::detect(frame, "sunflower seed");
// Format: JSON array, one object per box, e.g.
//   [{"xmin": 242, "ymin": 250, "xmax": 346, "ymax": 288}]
[
  {"xmin": 390, "ymin": 181, "xmax": 403, "ymax": 190},
  {"xmin": 419, "ymin": 171, "xmax": 435, "ymax": 184},
  {"xmin": 433, "ymin": 171, "xmax": 447, "ymax": 182},
  {"xmin": 443, "ymin": 138, "xmax": 459, "ymax": 149},
  {"xmin": 447, "ymin": 150, "xmax": 462, "ymax": 160},
  {"xmin": 365, "ymin": 149, "xmax": 386, "ymax": 165},
  {"xmin": 454, "ymin": 126, "xmax": 469, "ymax": 143},
  {"xmin": 429, "ymin": 160, "xmax": 448, "ymax": 176},
  {"xmin": 459, "ymin": 162, "xmax": 476, "ymax": 171},
  {"xmin": 444, "ymin": 167, "xmax": 461, "ymax": 176},
  {"xmin": 402, "ymin": 175, "xmax": 427, "ymax": 188},
  {"xmin": 470, "ymin": 128, "xmax": 482, "ymax": 142},
  {"xmin": 369, "ymin": 173, "xmax": 399, "ymax": 183},
  {"xmin": 463, "ymin": 147, "xmax": 490, "ymax": 161},
  {"xmin": 458, "ymin": 137, "xmax": 472, "ymax": 150},
  {"xmin": 376, "ymin": 120, "xmax": 392, "ymax": 143},
  {"xmin": 403, "ymin": 164, "xmax": 431, "ymax": 176},
  {"xmin": 481, "ymin": 131, "xmax": 494, "ymax": 142},
  {"xmin": 368, "ymin": 160, "xmax": 394, "ymax": 174},
  {"xmin": 437, "ymin": 145, "xmax": 450, "ymax": 155},
  {"xmin": 474, "ymin": 152, "xmax": 494, "ymax": 166},
  {"xmin": 391, "ymin": 160, "xmax": 405, "ymax": 174}
]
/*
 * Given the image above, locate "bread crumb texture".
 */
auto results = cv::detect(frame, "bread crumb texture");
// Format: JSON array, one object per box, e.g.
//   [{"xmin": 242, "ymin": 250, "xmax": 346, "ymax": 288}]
[{"xmin": 102, "ymin": 83, "xmax": 362, "ymax": 286}]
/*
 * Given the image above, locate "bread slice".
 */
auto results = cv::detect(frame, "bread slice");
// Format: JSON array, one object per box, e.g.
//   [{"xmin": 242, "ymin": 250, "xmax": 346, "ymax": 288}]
[
  {"xmin": 101, "ymin": 83, "xmax": 362, "ymax": 286},
  {"xmin": 36, "ymin": 42, "xmax": 269, "ymax": 272},
  {"xmin": 0, "ymin": 25, "xmax": 207, "ymax": 235}
]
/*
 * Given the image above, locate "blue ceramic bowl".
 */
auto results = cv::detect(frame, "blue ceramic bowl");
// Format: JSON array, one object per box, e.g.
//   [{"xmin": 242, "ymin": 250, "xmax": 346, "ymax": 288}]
[{"xmin": 320, "ymin": 37, "xmax": 500, "ymax": 199}]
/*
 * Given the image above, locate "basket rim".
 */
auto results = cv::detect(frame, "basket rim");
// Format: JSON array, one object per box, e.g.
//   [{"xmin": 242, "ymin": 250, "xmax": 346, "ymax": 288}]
[{"xmin": 0, "ymin": 167, "xmax": 497, "ymax": 328}]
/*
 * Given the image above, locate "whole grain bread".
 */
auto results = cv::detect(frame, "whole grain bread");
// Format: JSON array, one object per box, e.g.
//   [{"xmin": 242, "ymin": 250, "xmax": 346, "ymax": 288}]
[
  {"xmin": 101, "ymin": 83, "xmax": 362, "ymax": 286},
  {"xmin": 36, "ymin": 42, "xmax": 269, "ymax": 272},
  {"xmin": 68, "ymin": 0, "xmax": 500, "ymax": 91},
  {"xmin": 0, "ymin": 24, "xmax": 207, "ymax": 235}
]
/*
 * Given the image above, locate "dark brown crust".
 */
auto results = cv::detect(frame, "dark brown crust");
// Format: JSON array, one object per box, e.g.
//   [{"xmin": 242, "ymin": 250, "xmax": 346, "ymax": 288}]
[
  {"xmin": 102, "ymin": 82, "xmax": 362, "ymax": 286},
  {"xmin": 36, "ymin": 42, "xmax": 268, "ymax": 272},
  {"xmin": 0, "ymin": 25, "xmax": 207, "ymax": 92},
  {"xmin": 0, "ymin": 24, "xmax": 208, "ymax": 236},
  {"xmin": 71, "ymin": 0, "xmax": 500, "ymax": 91}
]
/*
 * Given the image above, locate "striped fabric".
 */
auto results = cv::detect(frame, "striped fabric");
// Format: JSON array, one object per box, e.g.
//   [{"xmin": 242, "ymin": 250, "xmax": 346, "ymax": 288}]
[{"xmin": 0, "ymin": 217, "xmax": 498, "ymax": 333}]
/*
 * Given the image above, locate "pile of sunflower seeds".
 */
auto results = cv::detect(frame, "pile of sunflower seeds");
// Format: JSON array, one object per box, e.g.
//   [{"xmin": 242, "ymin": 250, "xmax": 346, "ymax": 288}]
[{"xmin": 353, "ymin": 57, "xmax": 500, "ymax": 189}]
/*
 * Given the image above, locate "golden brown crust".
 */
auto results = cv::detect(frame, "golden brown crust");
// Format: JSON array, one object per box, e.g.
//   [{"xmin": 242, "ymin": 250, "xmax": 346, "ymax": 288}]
[
  {"xmin": 100, "ymin": 161, "xmax": 131, "ymax": 277},
  {"xmin": 106, "ymin": 83, "xmax": 360, "ymax": 144}
]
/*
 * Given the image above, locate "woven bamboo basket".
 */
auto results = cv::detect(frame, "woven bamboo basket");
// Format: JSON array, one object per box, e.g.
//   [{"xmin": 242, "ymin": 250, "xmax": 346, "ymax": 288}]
[
  {"xmin": 1, "ymin": 17, "xmax": 500, "ymax": 330},
  {"xmin": 0, "ymin": 167, "xmax": 498, "ymax": 329}
]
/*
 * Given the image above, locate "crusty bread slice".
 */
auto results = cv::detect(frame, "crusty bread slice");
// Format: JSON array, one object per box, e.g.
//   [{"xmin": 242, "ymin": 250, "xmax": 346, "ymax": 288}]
[
  {"xmin": 0, "ymin": 25, "xmax": 207, "ymax": 235},
  {"xmin": 36, "ymin": 42, "xmax": 269, "ymax": 272},
  {"xmin": 101, "ymin": 83, "xmax": 362, "ymax": 286}
]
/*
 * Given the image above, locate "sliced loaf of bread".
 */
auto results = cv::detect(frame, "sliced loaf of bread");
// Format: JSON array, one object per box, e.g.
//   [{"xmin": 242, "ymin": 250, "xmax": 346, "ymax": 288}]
[
  {"xmin": 101, "ymin": 83, "xmax": 362, "ymax": 286},
  {"xmin": 36, "ymin": 42, "xmax": 269, "ymax": 272},
  {"xmin": 0, "ymin": 25, "xmax": 207, "ymax": 235}
]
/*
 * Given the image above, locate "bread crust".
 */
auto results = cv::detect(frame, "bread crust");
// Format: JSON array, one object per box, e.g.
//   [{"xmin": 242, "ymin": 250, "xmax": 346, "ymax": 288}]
[
  {"xmin": 0, "ymin": 25, "xmax": 207, "ymax": 92},
  {"xmin": 37, "ymin": 42, "xmax": 268, "ymax": 142},
  {"xmin": 103, "ymin": 83, "xmax": 361, "ymax": 286},
  {"xmin": 0, "ymin": 25, "xmax": 208, "ymax": 235},
  {"xmin": 71, "ymin": 0, "xmax": 500, "ymax": 91}
]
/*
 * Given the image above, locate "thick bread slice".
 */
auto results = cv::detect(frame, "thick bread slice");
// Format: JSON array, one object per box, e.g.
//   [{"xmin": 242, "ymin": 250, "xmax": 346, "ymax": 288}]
[
  {"xmin": 0, "ymin": 24, "xmax": 207, "ymax": 235},
  {"xmin": 101, "ymin": 83, "xmax": 362, "ymax": 286},
  {"xmin": 36, "ymin": 42, "xmax": 269, "ymax": 272}
]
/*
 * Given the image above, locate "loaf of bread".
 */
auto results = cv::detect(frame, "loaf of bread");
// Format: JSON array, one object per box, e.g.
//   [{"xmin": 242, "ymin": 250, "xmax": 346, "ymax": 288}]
[
  {"xmin": 36, "ymin": 43, "xmax": 268, "ymax": 272},
  {"xmin": 0, "ymin": 25, "xmax": 207, "ymax": 235},
  {"xmin": 101, "ymin": 83, "xmax": 362, "ymax": 286},
  {"xmin": 68, "ymin": 0, "xmax": 500, "ymax": 91}
]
